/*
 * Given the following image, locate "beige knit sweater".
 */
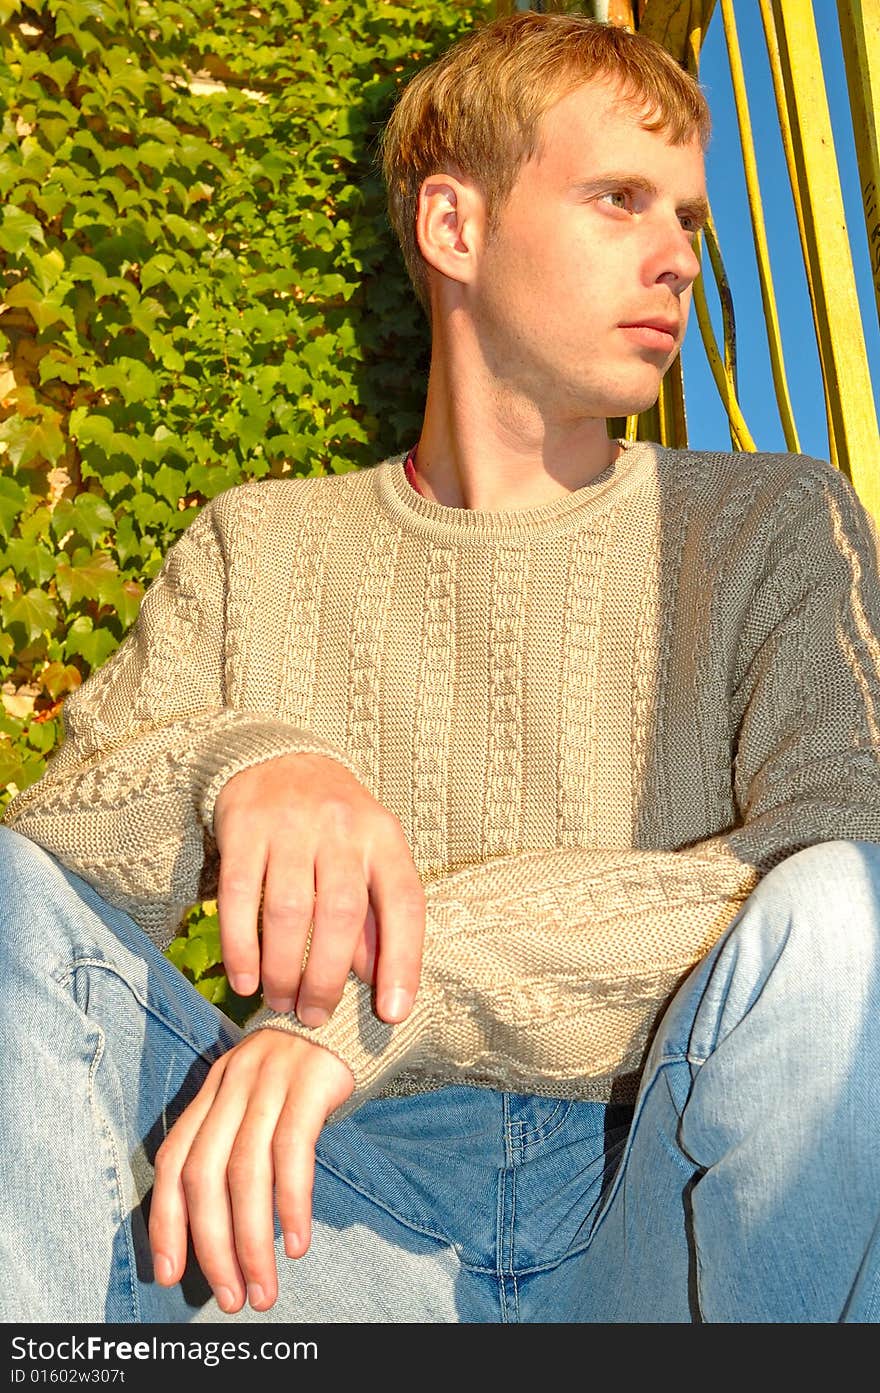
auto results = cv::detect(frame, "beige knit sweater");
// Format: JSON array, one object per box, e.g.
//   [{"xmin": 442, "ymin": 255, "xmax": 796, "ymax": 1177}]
[{"xmin": 7, "ymin": 439, "xmax": 880, "ymax": 1112}]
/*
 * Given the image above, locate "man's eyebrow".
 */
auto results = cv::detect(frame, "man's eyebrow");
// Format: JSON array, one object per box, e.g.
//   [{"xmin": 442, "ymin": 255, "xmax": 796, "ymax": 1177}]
[{"xmin": 571, "ymin": 173, "xmax": 710, "ymax": 225}]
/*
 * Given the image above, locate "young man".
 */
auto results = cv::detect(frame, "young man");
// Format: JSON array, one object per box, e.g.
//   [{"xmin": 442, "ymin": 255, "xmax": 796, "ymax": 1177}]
[{"xmin": 4, "ymin": 11, "xmax": 880, "ymax": 1324}]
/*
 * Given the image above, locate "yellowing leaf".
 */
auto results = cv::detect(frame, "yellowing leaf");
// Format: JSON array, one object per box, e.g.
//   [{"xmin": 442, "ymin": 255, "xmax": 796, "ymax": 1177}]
[
  {"xmin": 0, "ymin": 205, "xmax": 45, "ymax": 255},
  {"xmin": 2, "ymin": 588, "xmax": 58, "ymax": 642},
  {"xmin": 39, "ymin": 661, "xmax": 82, "ymax": 700},
  {"xmin": 0, "ymin": 411, "xmax": 66, "ymax": 468},
  {"xmin": 54, "ymin": 551, "xmax": 120, "ymax": 607},
  {"xmin": 4, "ymin": 279, "xmax": 73, "ymax": 332}
]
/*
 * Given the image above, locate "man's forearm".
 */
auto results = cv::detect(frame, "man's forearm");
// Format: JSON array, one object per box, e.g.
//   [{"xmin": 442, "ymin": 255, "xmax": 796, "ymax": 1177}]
[
  {"xmin": 4, "ymin": 709, "xmax": 365, "ymax": 946},
  {"xmin": 244, "ymin": 837, "xmax": 765, "ymax": 1112}
]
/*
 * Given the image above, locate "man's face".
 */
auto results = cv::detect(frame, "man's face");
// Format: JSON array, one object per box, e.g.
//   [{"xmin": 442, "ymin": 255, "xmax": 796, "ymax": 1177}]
[{"xmin": 468, "ymin": 77, "xmax": 707, "ymax": 422}]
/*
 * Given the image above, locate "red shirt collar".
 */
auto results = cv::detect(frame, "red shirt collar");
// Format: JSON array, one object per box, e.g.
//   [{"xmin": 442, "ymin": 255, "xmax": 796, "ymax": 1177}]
[{"xmin": 403, "ymin": 445, "xmax": 424, "ymax": 497}]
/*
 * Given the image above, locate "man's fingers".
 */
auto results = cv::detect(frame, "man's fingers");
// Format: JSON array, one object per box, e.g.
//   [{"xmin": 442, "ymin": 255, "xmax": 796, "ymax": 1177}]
[
  {"xmin": 368, "ymin": 865, "xmax": 426, "ymax": 1022},
  {"xmin": 296, "ymin": 847, "xmax": 369, "ymax": 1026},
  {"xmin": 273, "ymin": 1107, "xmax": 321, "ymax": 1260},
  {"xmin": 274, "ymin": 1057, "xmax": 353, "ymax": 1257},
  {"xmin": 151, "ymin": 1031, "xmax": 356, "ymax": 1318},
  {"xmin": 216, "ymin": 842, "xmax": 268, "ymax": 998},
  {"xmin": 212, "ymin": 760, "xmax": 424, "ymax": 1024},
  {"xmin": 351, "ymin": 904, "xmax": 378, "ymax": 983},
  {"xmin": 259, "ymin": 853, "xmax": 316, "ymax": 1011},
  {"xmin": 149, "ymin": 1059, "xmax": 227, "ymax": 1289},
  {"xmin": 225, "ymin": 1081, "xmax": 291, "ymax": 1311},
  {"xmin": 176, "ymin": 1060, "xmax": 266, "ymax": 1314}
]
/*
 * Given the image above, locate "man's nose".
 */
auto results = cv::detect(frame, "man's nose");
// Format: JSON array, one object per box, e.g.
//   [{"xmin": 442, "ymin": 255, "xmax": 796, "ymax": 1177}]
[{"xmin": 653, "ymin": 221, "xmax": 702, "ymax": 295}]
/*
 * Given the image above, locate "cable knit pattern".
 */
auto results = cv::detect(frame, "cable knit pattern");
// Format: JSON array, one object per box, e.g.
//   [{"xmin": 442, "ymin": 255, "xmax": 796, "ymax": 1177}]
[
  {"xmin": 484, "ymin": 544, "xmax": 526, "ymax": 860},
  {"xmin": 6, "ymin": 439, "xmax": 880, "ymax": 1112},
  {"xmin": 411, "ymin": 544, "xmax": 456, "ymax": 877},
  {"xmin": 630, "ymin": 514, "xmax": 661, "ymax": 842},
  {"xmin": 280, "ymin": 482, "xmax": 338, "ymax": 726},
  {"xmin": 218, "ymin": 481, "xmax": 264, "ymax": 701},
  {"xmin": 558, "ymin": 515, "xmax": 611, "ymax": 847},
  {"xmin": 347, "ymin": 513, "xmax": 401, "ymax": 797}
]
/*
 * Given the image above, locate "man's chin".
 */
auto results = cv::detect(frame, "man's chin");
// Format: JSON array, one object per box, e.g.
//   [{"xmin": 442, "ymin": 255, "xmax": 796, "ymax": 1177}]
[
  {"xmin": 596, "ymin": 363, "xmax": 673, "ymax": 420},
  {"xmin": 606, "ymin": 387, "xmax": 662, "ymax": 419}
]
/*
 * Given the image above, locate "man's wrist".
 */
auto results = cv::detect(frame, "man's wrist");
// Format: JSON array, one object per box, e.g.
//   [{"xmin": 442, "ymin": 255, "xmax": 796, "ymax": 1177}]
[{"xmin": 242, "ymin": 971, "xmax": 437, "ymax": 1107}]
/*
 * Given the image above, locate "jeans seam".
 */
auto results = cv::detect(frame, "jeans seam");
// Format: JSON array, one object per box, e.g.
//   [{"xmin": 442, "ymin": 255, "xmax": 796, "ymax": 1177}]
[
  {"xmin": 501, "ymin": 1271, "xmax": 519, "ymax": 1323},
  {"xmin": 82, "ymin": 1002, "xmax": 139, "ymax": 1322},
  {"xmin": 496, "ymin": 1168, "xmax": 518, "ymax": 1323},
  {"xmin": 501, "ymin": 1092, "xmax": 519, "ymax": 1167},
  {"xmin": 56, "ymin": 957, "xmax": 237, "ymax": 1060},
  {"xmin": 505, "ymin": 1167, "xmax": 517, "ymax": 1277},
  {"xmin": 514, "ymin": 1097, "xmax": 570, "ymax": 1144},
  {"xmin": 855, "ymin": 1268, "xmax": 880, "ymax": 1323},
  {"xmin": 313, "ymin": 1153, "xmax": 453, "ymax": 1249},
  {"xmin": 512, "ymin": 1097, "xmax": 568, "ymax": 1142}
]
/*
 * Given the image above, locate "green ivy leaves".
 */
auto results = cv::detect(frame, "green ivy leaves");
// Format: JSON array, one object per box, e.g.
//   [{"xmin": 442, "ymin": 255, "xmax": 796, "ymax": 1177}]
[{"xmin": 0, "ymin": 206, "xmax": 46, "ymax": 255}]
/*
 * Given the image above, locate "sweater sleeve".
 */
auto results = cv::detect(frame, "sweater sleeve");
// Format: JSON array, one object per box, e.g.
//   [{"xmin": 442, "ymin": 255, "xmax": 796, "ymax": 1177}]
[
  {"xmin": 245, "ymin": 460, "xmax": 880, "ymax": 1110},
  {"xmin": 2, "ymin": 493, "xmax": 367, "ymax": 948}
]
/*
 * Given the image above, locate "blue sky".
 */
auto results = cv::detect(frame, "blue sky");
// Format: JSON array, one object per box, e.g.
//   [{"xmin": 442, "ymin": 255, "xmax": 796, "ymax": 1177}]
[{"xmin": 679, "ymin": 4, "xmax": 880, "ymax": 459}]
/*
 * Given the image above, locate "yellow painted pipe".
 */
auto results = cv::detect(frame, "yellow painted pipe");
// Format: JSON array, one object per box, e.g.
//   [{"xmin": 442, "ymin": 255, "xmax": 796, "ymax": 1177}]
[
  {"xmin": 703, "ymin": 217, "xmax": 741, "ymax": 450},
  {"xmin": 640, "ymin": 0, "xmax": 718, "ymax": 67},
  {"xmin": 769, "ymin": 0, "xmax": 879, "ymax": 509},
  {"xmin": 703, "ymin": 215, "xmax": 738, "ymax": 395},
  {"xmin": 837, "ymin": 0, "xmax": 880, "ymax": 329},
  {"xmin": 719, "ymin": 0, "xmax": 801, "ymax": 452},
  {"xmin": 757, "ymin": 0, "xmax": 838, "ymax": 465},
  {"xmin": 692, "ymin": 234, "xmax": 757, "ymax": 451}
]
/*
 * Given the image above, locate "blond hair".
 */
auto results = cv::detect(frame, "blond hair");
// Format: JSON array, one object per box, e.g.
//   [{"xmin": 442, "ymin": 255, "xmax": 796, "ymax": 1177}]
[{"xmin": 380, "ymin": 11, "xmax": 711, "ymax": 313}]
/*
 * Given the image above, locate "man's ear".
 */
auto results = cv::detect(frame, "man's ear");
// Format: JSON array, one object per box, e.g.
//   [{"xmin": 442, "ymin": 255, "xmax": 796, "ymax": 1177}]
[{"xmin": 415, "ymin": 172, "xmax": 484, "ymax": 290}]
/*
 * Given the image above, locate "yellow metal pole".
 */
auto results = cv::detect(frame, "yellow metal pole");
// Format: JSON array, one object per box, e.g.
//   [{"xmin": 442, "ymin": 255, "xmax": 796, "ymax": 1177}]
[
  {"xmin": 626, "ymin": 356, "xmax": 689, "ymax": 447},
  {"xmin": 719, "ymin": 0, "xmax": 801, "ymax": 452},
  {"xmin": 837, "ymin": 0, "xmax": 880, "ymax": 329},
  {"xmin": 629, "ymin": 0, "xmax": 712, "ymax": 450},
  {"xmin": 661, "ymin": 0, "xmax": 748, "ymax": 451},
  {"xmin": 684, "ymin": 0, "xmax": 706, "ymax": 78},
  {"xmin": 608, "ymin": 0, "xmax": 638, "ymax": 26},
  {"xmin": 657, "ymin": 356, "xmax": 689, "ymax": 447},
  {"xmin": 692, "ymin": 234, "xmax": 757, "ymax": 451},
  {"xmin": 640, "ymin": 0, "xmax": 718, "ymax": 66},
  {"xmin": 769, "ymin": 0, "xmax": 879, "ymax": 509},
  {"xmin": 703, "ymin": 216, "xmax": 741, "ymax": 451},
  {"xmin": 756, "ymin": 0, "xmax": 838, "ymax": 467},
  {"xmin": 703, "ymin": 218, "xmax": 736, "ymax": 391}
]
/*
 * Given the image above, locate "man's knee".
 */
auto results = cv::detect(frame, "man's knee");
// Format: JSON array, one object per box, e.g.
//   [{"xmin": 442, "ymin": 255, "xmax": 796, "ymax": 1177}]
[
  {"xmin": 671, "ymin": 840, "xmax": 880, "ymax": 1173},
  {"xmin": 689, "ymin": 838, "xmax": 880, "ymax": 1063},
  {"xmin": 0, "ymin": 823, "xmax": 65, "ymax": 908},
  {"xmin": 746, "ymin": 838, "xmax": 880, "ymax": 967},
  {"xmin": 0, "ymin": 822, "xmax": 65, "ymax": 873},
  {"xmin": 0, "ymin": 825, "xmax": 93, "ymax": 967},
  {"xmin": 763, "ymin": 837, "xmax": 880, "ymax": 894},
  {"xmin": 641, "ymin": 839, "xmax": 880, "ymax": 1073}
]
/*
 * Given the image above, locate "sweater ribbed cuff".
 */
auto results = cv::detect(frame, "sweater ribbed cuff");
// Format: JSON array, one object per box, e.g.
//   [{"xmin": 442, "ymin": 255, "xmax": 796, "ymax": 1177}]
[
  {"xmin": 191, "ymin": 718, "xmax": 369, "ymax": 835},
  {"xmin": 243, "ymin": 974, "xmax": 438, "ymax": 1120}
]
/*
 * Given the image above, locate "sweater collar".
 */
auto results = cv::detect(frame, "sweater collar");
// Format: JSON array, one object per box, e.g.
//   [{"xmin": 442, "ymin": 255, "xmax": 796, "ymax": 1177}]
[{"xmin": 374, "ymin": 438, "xmax": 659, "ymax": 543}]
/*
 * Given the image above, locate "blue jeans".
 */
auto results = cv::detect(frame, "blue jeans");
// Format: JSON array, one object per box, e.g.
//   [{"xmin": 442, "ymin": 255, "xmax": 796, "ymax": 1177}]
[{"xmin": 2, "ymin": 823, "xmax": 880, "ymax": 1323}]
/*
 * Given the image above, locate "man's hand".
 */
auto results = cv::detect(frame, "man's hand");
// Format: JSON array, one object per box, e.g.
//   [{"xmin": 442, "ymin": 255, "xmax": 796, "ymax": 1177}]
[
  {"xmin": 149, "ymin": 1030, "xmax": 355, "ymax": 1314},
  {"xmin": 213, "ymin": 752, "xmax": 425, "ymax": 1025}
]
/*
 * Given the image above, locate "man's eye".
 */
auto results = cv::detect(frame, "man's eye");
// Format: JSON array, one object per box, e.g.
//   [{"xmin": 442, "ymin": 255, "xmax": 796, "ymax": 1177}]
[{"xmin": 602, "ymin": 190, "xmax": 630, "ymax": 211}]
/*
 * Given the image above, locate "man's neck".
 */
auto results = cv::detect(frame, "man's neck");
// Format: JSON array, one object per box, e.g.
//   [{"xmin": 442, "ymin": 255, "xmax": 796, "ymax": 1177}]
[{"xmin": 413, "ymin": 346, "xmax": 622, "ymax": 512}]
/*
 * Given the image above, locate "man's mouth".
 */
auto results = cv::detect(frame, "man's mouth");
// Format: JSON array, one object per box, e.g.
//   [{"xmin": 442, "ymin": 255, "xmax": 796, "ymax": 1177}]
[{"xmin": 618, "ymin": 320, "xmax": 678, "ymax": 352}]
